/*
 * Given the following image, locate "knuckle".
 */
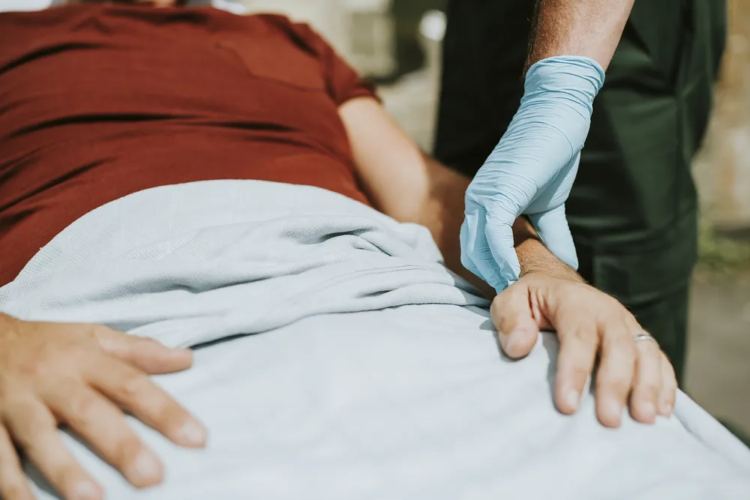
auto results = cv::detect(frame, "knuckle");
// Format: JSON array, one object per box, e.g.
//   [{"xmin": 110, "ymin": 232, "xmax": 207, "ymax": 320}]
[
  {"xmin": 558, "ymin": 328, "xmax": 593, "ymax": 348},
  {"xmin": 637, "ymin": 381, "xmax": 661, "ymax": 399},
  {"xmin": 15, "ymin": 360, "xmax": 48, "ymax": 382},
  {"xmin": 118, "ymin": 373, "xmax": 150, "ymax": 401},
  {"xmin": 112, "ymin": 435, "xmax": 143, "ymax": 468},
  {"xmin": 89, "ymin": 324, "xmax": 118, "ymax": 350},
  {"xmin": 88, "ymin": 324, "xmax": 111, "ymax": 338},
  {"xmin": 66, "ymin": 393, "xmax": 100, "ymax": 426},
  {"xmin": 50, "ymin": 463, "xmax": 80, "ymax": 492},
  {"xmin": 597, "ymin": 375, "xmax": 630, "ymax": 397},
  {"xmin": 568, "ymin": 366, "xmax": 592, "ymax": 383},
  {"xmin": 618, "ymin": 337, "xmax": 638, "ymax": 357},
  {"xmin": 572, "ymin": 329, "xmax": 597, "ymax": 345}
]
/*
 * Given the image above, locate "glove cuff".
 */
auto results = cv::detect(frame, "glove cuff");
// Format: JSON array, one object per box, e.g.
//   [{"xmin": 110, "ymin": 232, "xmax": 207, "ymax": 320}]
[{"xmin": 524, "ymin": 56, "xmax": 606, "ymax": 117}]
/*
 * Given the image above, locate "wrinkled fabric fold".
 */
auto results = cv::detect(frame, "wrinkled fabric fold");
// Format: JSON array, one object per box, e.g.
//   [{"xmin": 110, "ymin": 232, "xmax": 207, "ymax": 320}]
[{"xmin": 0, "ymin": 180, "xmax": 488, "ymax": 347}]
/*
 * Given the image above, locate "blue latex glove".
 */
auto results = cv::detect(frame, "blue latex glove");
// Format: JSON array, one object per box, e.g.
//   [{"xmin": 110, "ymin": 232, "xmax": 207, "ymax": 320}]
[{"xmin": 461, "ymin": 56, "xmax": 606, "ymax": 292}]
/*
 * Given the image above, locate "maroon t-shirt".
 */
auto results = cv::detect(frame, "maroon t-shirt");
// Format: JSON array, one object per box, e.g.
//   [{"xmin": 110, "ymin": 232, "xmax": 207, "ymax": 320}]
[{"xmin": 0, "ymin": 4, "xmax": 376, "ymax": 286}]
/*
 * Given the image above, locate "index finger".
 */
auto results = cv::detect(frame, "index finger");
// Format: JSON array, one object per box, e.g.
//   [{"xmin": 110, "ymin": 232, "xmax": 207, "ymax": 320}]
[
  {"xmin": 88, "ymin": 325, "xmax": 193, "ymax": 374},
  {"xmin": 85, "ymin": 357, "xmax": 207, "ymax": 449},
  {"xmin": 484, "ymin": 215, "xmax": 521, "ymax": 289}
]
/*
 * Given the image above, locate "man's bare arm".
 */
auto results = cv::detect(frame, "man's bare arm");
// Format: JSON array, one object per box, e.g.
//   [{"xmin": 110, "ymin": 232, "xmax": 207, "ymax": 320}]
[
  {"xmin": 338, "ymin": 97, "xmax": 579, "ymax": 296},
  {"xmin": 527, "ymin": 0, "xmax": 635, "ymax": 70}
]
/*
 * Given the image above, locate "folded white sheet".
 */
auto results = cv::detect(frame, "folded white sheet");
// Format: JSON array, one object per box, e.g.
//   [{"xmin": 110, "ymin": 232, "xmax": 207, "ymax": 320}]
[{"xmin": 0, "ymin": 180, "xmax": 748, "ymax": 499}]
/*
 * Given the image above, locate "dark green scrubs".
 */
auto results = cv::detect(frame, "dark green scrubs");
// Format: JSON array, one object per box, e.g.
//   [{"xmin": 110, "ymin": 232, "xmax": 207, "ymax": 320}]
[{"xmin": 435, "ymin": 0, "xmax": 726, "ymax": 382}]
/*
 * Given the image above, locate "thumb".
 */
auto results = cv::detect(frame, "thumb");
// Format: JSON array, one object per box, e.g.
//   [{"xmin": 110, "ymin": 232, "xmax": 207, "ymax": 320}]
[
  {"xmin": 89, "ymin": 325, "xmax": 193, "ymax": 374},
  {"xmin": 528, "ymin": 204, "xmax": 579, "ymax": 270},
  {"xmin": 490, "ymin": 282, "xmax": 540, "ymax": 359}
]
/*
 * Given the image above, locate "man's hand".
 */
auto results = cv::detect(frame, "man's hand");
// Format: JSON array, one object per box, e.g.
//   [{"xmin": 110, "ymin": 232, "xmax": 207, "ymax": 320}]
[
  {"xmin": 0, "ymin": 315, "xmax": 207, "ymax": 500},
  {"xmin": 491, "ymin": 274, "xmax": 677, "ymax": 428}
]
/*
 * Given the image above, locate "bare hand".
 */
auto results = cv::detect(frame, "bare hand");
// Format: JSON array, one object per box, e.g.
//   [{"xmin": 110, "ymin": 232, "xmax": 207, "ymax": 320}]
[
  {"xmin": 490, "ymin": 274, "xmax": 677, "ymax": 428},
  {"xmin": 0, "ymin": 315, "xmax": 207, "ymax": 500}
]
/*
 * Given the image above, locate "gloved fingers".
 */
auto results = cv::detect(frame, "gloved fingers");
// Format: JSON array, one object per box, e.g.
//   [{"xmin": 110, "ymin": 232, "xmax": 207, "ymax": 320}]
[
  {"xmin": 484, "ymin": 215, "xmax": 521, "ymax": 292},
  {"xmin": 461, "ymin": 212, "xmax": 511, "ymax": 292},
  {"xmin": 528, "ymin": 204, "xmax": 578, "ymax": 271}
]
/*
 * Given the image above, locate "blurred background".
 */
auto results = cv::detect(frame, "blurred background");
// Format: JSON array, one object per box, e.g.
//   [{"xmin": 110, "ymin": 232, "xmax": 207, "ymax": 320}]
[{"xmin": 223, "ymin": 0, "xmax": 750, "ymax": 434}]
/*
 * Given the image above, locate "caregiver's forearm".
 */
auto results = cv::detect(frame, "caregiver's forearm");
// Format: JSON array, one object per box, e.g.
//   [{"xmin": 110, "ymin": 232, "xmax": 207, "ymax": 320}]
[{"xmin": 527, "ymin": 0, "xmax": 634, "ymax": 70}]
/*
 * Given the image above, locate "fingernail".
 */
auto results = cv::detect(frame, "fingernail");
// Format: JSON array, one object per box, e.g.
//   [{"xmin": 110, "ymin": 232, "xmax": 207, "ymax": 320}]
[
  {"xmin": 131, "ymin": 450, "xmax": 161, "ymax": 483},
  {"xmin": 73, "ymin": 481, "xmax": 100, "ymax": 500},
  {"xmin": 178, "ymin": 419, "xmax": 207, "ymax": 446},
  {"xmin": 503, "ymin": 329, "xmax": 525, "ymax": 351},
  {"xmin": 664, "ymin": 404, "xmax": 673, "ymax": 418},
  {"xmin": 641, "ymin": 402, "xmax": 656, "ymax": 422},
  {"xmin": 565, "ymin": 389, "xmax": 580, "ymax": 411},
  {"xmin": 604, "ymin": 398, "xmax": 622, "ymax": 426}
]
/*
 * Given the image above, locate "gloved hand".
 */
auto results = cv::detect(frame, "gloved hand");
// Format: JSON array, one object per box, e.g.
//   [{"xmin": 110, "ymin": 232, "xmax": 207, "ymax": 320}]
[{"xmin": 461, "ymin": 56, "xmax": 606, "ymax": 292}]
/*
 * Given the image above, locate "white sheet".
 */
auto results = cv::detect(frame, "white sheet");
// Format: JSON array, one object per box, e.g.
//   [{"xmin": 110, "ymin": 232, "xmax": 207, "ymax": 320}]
[
  {"xmin": 0, "ymin": 180, "xmax": 747, "ymax": 499},
  {"xmin": 25, "ymin": 309, "xmax": 750, "ymax": 499}
]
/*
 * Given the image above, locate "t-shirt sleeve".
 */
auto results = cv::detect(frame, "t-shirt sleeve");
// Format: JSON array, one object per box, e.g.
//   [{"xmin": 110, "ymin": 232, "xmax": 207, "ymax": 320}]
[{"xmin": 261, "ymin": 15, "xmax": 380, "ymax": 106}]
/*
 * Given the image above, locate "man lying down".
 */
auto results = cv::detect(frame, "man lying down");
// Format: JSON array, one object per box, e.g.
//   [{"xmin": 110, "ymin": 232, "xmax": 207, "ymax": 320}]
[{"xmin": 0, "ymin": 2, "xmax": 748, "ymax": 500}]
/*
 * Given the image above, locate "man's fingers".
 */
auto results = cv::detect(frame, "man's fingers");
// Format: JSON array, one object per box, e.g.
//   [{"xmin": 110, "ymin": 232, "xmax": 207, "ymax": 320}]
[
  {"xmin": 528, "ymin": 204, "xmax": 578, "ymax": 271},
  {"xmin": 490, "ymin": 283, "xmax": 539, "ymax": 359},
  {"xmin": 89, "ymin": 325, "xmax": 193, "ymax": 374},
  {"xmin": 595, "ymin": 327, "xmax": 636, "ymax": 428},
  {"xmin": 554, "ymin": 328, "xmax": 598, "ymax": 415},
  {"xmin": 43, "ymin": 380, "xmax": 163, "ymax": 488},
  {"xmin": 3, "ymin": 397, "xmax": 102, "ymax": 500},
  {"xmin": 659, "ymin": 351, "xmax": 677, "ymax": 418},
  {"xmin": 87, "ymin": 358, "xmax": 206, "ymax": 448},
  {"xmin": 0, "ymin": 424, "xmax": 34, "ymax": 500},
  {"xmin": 629, "ymin": 338, "xmax": 661, "ymax": 424}
]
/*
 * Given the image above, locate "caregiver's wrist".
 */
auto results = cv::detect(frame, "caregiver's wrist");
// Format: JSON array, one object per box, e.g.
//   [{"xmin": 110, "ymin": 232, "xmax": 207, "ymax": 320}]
[{"xmin": 523, "ymin": 56, "xmax": 605, "ymax": 107}]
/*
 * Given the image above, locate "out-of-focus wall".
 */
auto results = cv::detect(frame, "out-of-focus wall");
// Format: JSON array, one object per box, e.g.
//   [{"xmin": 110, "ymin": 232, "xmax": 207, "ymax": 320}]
[
  {"xmin": 239, "ymin": 0, "xmax": 395, "ymax": 78},
  {"xmin": 694, "ymin": 0, "xmax": 750, "ymax": 231},
  {"xmin": 241, "ymin": 0, "xmax": 351, "ymax": 57},
  {"xmin": 236, "ymin": 0, "xmax": 441, "ymax": 151}
]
